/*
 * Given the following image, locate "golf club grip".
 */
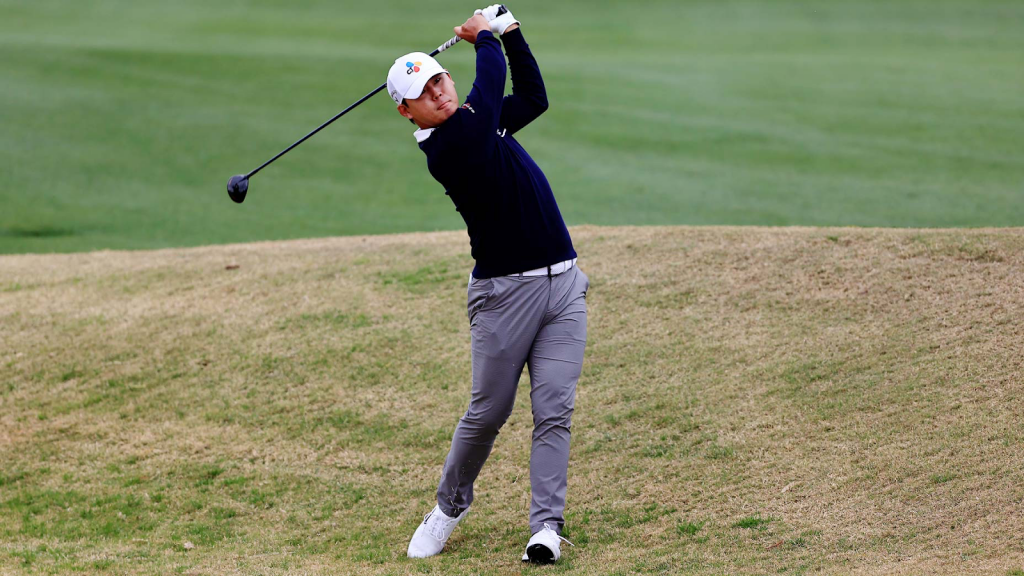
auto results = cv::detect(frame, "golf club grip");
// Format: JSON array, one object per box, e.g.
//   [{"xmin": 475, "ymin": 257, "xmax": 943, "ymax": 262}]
[
  {"xmin": 431, "ymin": 35, "xmax": 462, "ymax": 56},
  {"xmin": 431, "ymin": 4, "xmax": 504, "ymax": 55}
]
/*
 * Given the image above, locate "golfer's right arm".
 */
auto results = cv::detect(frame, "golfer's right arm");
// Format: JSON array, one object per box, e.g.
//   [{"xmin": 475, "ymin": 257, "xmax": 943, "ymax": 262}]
[{"xmin": 453, "ymin": 15, "xmax": 506, "ymax": 145}]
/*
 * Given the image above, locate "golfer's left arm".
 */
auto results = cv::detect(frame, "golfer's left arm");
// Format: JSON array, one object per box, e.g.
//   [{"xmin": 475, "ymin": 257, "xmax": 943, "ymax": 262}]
[{"xmin": 498, "ymin": 25, "xmax": 548, "ymax": 135}]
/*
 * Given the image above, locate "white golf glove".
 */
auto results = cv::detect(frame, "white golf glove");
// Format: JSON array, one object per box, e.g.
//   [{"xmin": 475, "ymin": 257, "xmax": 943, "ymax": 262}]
[{"xmin": 474, "ymin": 4, "xmax": 520, "ymax": 35}]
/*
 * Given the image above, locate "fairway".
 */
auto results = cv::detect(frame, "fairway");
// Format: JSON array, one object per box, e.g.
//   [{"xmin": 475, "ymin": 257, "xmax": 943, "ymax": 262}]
[
  {"xmin": 2, "ymin": 226, "xmax": 1023, "ymax": 574},
  {"xmin": 2, "ymin": 0, "xmax": 1024, "ymax": 254}
]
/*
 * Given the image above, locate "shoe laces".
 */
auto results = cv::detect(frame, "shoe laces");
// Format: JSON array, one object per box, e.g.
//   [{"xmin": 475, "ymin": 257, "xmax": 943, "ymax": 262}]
[
  {"xmin": 424, "ymin": 509, "xmax": 458, "ymax": 541},
  {"xmin": 541, "ymin": 522, "xmax": 575, "ymax": 547}
]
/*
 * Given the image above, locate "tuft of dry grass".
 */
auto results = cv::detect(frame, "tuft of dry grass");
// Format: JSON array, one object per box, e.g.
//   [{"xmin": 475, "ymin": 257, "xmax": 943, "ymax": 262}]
[{"xmin": 1, "ymin": 226, "xmax": 1023, "ymax": 575}]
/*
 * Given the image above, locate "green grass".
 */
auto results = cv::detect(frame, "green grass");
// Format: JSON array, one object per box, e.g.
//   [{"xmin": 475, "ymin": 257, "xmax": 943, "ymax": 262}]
[
  {"xmin": 733, "ymin": 515, "xmax": 775, "ymax": 530},
  {"xmin": 2, "ymin": 0, "xmax": 1023, "ymax": 254},
  {"xmin": 677, "ymin": 521, "xmax": 705, "ymax": 537},
  {"xmin": 2, "ymin": 225, "xmax": 1023, "ymax": 574}
]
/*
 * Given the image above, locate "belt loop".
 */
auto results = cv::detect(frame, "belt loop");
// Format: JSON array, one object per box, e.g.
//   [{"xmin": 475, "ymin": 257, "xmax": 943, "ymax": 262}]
[{"xmin": 547, "ymin": 265, "xmax": 552, "ymax": 278}]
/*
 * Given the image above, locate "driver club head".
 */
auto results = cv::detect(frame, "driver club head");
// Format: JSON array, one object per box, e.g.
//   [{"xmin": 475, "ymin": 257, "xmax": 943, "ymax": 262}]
[{"xmin": 227, "ymin": 175, "xmax": 249, "ymax": 204}]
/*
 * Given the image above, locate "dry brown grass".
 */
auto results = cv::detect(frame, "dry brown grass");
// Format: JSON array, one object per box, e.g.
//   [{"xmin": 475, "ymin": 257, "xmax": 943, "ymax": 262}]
[{"xmin": 2, "ymin": 226, "xmax": 1023, "ymax": 575}]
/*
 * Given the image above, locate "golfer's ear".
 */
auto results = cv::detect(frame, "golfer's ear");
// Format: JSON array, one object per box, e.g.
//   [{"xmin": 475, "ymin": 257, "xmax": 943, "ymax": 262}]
[{"xmin": 397, "ymin": 104, "xmax": 412, "ymax": 120}]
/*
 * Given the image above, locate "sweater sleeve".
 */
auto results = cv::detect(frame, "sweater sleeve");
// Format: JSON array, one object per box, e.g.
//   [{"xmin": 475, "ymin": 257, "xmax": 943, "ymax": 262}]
[
  {"xmin": 458, "ymin": 30, "xmax": 506, "ymax": 147},
  {"xmin": 498, "ymin": 27, "xmax": 548, "ymax": 135}
]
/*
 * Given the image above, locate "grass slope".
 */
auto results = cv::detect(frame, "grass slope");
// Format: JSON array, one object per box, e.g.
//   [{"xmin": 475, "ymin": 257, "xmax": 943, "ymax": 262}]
[
  {"xmin": 2, "ymin": 226, "xmax": 1023, "ymax": 575},
  {"xmin": 2, "ymin": 0, "xmax": 1024, "ymax": 254}
]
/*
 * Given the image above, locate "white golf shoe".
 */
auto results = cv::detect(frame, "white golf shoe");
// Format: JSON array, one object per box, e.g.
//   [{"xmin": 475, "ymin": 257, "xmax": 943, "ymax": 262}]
[
  {"xmin": 521, "ymin": 522, "xmax": 575, "ymax": 563},
  {"xmin": 407, "ymin": 504, "xmax": 469, "ymax": 558}
]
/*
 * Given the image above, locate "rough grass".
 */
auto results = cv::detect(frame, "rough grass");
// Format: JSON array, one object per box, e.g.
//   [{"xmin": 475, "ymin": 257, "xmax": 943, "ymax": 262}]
[{"xmin": 1, "ymin": 225, "xmax": 1023, "ymax": 575}]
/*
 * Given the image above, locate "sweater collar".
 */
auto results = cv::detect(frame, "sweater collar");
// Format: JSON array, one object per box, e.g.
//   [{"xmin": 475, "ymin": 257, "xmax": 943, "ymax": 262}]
[{"xmin": 413, "ymin": 127, "xmax": 435, "ymax": 143}]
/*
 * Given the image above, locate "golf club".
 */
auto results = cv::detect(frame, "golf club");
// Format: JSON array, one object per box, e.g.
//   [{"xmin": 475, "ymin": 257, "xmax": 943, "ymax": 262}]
[{"xmin": 226, "ymin": 33, "xmax": 466, "ymax": 204}]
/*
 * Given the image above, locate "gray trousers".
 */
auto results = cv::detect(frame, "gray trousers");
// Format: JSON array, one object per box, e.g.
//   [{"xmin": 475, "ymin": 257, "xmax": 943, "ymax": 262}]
[{"xmin": 436, "ymin": 265, "xmax": 589, "ymax": 536}]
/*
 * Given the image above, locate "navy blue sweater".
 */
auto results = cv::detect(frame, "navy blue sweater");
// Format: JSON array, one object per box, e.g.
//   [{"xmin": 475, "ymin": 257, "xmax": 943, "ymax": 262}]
[{"xmin": 417, "ymin": 28, "xmax": 576, "ymax": 279}]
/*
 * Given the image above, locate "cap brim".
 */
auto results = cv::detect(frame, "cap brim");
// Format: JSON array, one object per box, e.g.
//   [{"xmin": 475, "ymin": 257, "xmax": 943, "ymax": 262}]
[{"xmin": 403, "ymin": 66, "xmax": 448, "ymax": 101}]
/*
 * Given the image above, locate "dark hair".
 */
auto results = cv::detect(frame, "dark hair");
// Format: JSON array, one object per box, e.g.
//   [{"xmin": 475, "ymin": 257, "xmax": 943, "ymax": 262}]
[{"xmin": 402, "ymin": 99, "xmax": 414, "ymax": 124}]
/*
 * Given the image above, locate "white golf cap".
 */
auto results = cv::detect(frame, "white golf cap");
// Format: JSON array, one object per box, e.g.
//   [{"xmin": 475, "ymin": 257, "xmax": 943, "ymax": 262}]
[{"xmin": 386, "ymin": 52, "xmax": 448, "ymax": 105}]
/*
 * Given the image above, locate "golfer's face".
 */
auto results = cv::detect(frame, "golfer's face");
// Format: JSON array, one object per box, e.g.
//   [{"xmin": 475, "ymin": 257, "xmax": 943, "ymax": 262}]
[{"xmin": 404, "ymin": 73, "xmax": 458, "ymax": 128}]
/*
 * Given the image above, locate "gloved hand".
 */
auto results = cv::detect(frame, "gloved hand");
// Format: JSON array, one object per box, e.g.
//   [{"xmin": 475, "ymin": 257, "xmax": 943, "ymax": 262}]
[{"xmin": 474, "ymin": 4, "xmax": 520, "ymax": 35}]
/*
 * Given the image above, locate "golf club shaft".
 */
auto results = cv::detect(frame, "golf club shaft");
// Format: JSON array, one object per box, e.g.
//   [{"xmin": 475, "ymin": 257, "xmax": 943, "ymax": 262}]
[{"xmin": 244, "ymin": 35, "xmax": 463, "ymax": 180}]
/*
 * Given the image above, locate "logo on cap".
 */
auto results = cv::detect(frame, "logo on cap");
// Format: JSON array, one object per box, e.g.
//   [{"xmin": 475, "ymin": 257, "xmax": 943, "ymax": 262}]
[{"xmin": 405, "ymin": 61, "xmax": 423, "ymax": 75}]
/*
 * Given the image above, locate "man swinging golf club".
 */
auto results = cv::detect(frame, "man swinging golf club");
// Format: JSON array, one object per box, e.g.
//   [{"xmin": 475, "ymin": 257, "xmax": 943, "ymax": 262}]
[{"xmin": 390, "ymin": 5, "xmax": 588, "ymax": 564}]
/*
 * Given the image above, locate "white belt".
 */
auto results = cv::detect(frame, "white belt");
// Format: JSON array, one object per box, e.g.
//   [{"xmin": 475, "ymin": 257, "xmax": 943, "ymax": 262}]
[
  {"xmin": 470, "ymin": 258, "xmax": 577, "ymax": 282},
  {"xmin": 507, "ymin": 257, "xmax": 577, "ymax": 277}
]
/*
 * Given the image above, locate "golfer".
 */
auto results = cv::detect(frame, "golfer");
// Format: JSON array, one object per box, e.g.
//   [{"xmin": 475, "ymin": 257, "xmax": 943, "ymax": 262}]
[{"xmin": 387, "ymin": 5, "xmax": 588, "ymax": 564}]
